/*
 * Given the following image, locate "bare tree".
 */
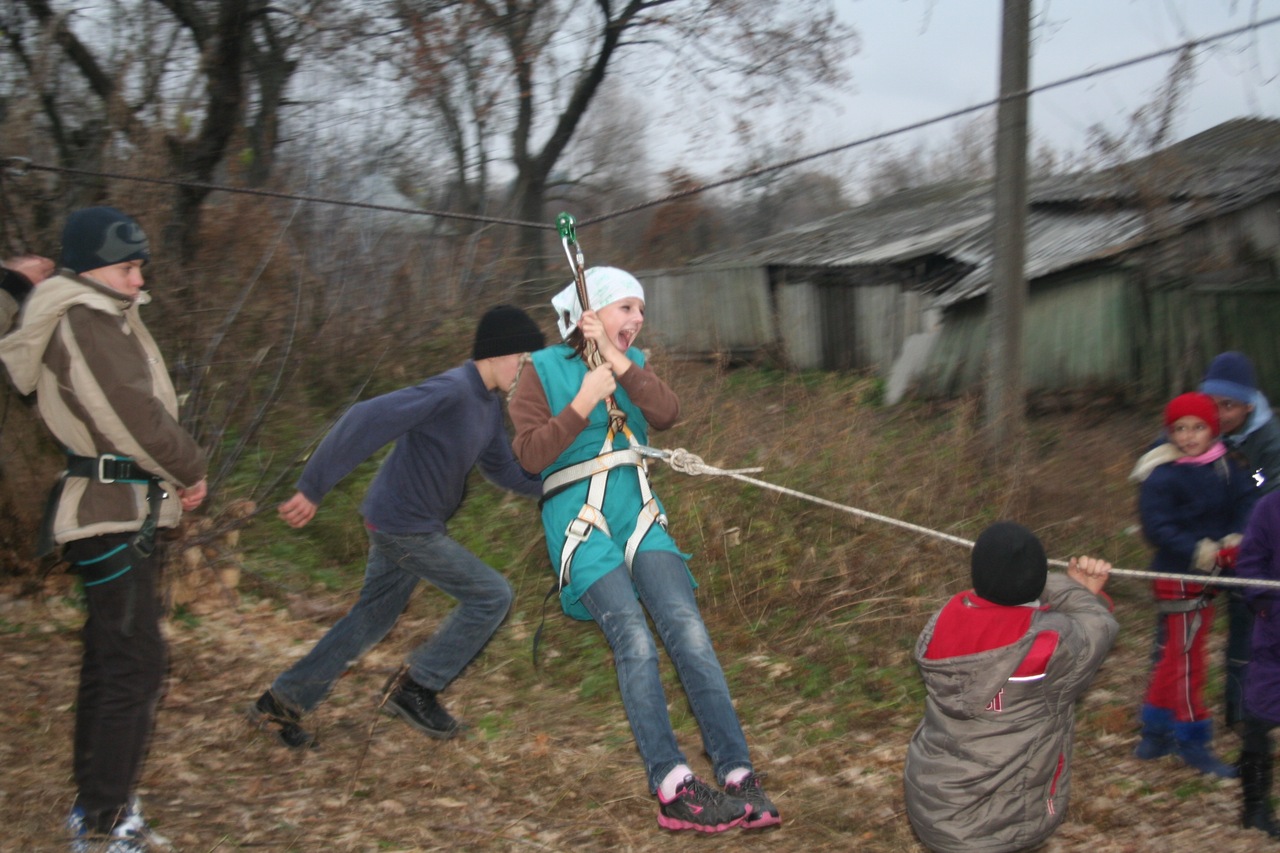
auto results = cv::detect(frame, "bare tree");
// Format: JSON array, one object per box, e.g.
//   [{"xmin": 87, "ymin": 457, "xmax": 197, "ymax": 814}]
[
  {"xmin": 1083, "ymin": 46, "xmax": 1197, "ymax": 168},
  {"xmin": 634, "ymin": 168, "xmax": 724, "ymax": 267},
  {"xmin": 5, "ymin": 0, "xmax": 329, "ymax": 260},
  {"xmin": 387, "ymin": 0, "xmax": 858, "ymax": 284},
  {"xmin": 858, "ymin": 114, "xmax": 997, "ymax": 201}
]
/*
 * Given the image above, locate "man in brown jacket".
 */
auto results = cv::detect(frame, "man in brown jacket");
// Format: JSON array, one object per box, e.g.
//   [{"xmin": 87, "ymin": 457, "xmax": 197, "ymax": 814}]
[{"xmin": 0, "ymin": 207, "xmax": 207, "ymax": 851}]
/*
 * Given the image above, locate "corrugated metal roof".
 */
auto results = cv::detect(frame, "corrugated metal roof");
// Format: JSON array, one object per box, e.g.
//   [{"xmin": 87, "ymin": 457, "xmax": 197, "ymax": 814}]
[
  {"xmin": 694, "ymin": 180, "xmax": 993, "ymax": 268},
  {"xmin": 935, "ymin": 209, "xmax": 1153, "ymax": 307},
  {"xmin": 698, "ymin": 118, "xmax": 1280, "ymax": 305}
]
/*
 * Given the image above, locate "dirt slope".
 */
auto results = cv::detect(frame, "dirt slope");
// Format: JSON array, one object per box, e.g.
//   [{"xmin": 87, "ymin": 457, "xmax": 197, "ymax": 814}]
[{"xmin": 1, "ymin": 400, "xmax": 1271, "ymax": 852}]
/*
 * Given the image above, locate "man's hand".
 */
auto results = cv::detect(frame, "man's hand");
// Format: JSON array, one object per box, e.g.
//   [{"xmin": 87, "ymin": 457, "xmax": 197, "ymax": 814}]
[
  {"xmin": 278, "ymin": 491, "xmax": 318, "ymax": 528},
  {"xmin": 179, "ymin": 478, "xmax": 207, "ymax": 512},
  {"xmin": 3, "ymin": 255, "xmax": 55, "ymax": 286}
]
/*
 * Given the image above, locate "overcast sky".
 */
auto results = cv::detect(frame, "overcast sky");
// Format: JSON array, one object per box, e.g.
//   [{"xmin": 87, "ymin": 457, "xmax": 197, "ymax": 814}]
[{"xmin": 819, "ymin": 0, "xmax": 1280, "ymax": 161}]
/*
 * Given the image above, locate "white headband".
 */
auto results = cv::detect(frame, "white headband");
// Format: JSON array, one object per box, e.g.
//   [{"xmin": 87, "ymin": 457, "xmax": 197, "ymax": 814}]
[{"xmin": 551, "ymin": 266, "xmax": 645, "ymax": 340}]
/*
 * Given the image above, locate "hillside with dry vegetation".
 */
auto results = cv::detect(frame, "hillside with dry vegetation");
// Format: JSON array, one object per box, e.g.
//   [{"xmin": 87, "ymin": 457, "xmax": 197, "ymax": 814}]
[{"xmin": 0, "ymin": 360, "xmax": 1271, "ymax": 851}]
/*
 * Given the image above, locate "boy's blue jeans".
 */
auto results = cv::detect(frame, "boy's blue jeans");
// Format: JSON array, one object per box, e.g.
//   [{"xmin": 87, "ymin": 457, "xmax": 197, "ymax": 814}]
[
  {"xmin": 273, "ymin": 528, "xmax": 512, "ymax": 711},
  {"xmin": 579, "ymin": 550, "xmax": 752, "ymax": 793}
]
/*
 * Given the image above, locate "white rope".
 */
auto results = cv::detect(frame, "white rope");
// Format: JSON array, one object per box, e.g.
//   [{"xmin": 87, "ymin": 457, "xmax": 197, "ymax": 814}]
[{"xmin": 644, "ymin": 446, "xmax": 1280, "ymax": 592}]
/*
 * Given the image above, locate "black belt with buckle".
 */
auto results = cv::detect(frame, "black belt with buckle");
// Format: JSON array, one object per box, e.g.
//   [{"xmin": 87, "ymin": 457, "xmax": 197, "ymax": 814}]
[
  {"xmin": 36, "ymin": 454, "xmax": 166, "ymax": 558},
  {"xmin": 66, "ymin": 453, "xmax": 156, "ymax": 484}
]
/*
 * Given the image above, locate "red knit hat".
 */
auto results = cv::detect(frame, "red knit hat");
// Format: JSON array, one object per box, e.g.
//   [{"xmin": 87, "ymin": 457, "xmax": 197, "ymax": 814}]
[{"xmin": 1164, "ymin": 392, "xmax": 1220, "ymax": 437}]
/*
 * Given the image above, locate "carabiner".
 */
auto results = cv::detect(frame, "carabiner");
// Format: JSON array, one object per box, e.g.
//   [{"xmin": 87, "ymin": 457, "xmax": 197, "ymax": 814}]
[
  {"xmin": 558, "ymin": 211, "xmax": 586, "ymax": 280},
  {"xmin": 555, "ymin": 212, "xmax": 578, "ymax": 244}
]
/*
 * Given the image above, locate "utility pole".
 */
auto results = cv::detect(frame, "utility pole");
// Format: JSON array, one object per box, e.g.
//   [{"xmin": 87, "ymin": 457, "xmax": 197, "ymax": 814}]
[{"xmin": 985, "ymin": 0, "xmax": 1031, "ymax": 457}]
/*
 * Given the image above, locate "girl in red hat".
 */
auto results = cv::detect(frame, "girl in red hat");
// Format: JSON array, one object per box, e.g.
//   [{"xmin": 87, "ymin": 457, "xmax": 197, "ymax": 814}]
[{"xmin": 1130, "ymin": 392, "xmax": 1258, "ymax": 776}]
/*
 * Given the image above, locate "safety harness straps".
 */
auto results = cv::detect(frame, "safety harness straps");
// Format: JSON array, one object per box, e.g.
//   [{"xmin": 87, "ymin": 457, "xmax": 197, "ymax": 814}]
[
  {"xmin": 37, "ymin": 452, "xmax": 167, "ymax": 559},
  {"xmin": 542, "ymin": 448, "xmax": 647, "ymax": 499},
  {"xmin": 1157, "ymin": 597, "xmax": 1214, "ymax": 614},
  {"xmin": 551, "ymin": 430, "xmax": 667, "ymax": 590}
]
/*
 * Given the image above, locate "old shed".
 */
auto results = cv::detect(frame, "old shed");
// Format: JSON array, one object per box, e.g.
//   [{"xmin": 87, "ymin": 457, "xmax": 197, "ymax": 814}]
[{"xmin": 649, "ymin": 117, "xmax": 1280, "ymax": 403}]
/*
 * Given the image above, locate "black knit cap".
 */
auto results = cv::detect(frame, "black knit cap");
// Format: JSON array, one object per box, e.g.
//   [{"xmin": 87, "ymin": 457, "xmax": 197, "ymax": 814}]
[
  {"xmin": 472, "ymin": 305, "xmax": 545, "ymax": 360},
  {"xmin": 971, "ymin": 521, "xmax": 1048, "ymax": 606},
  {"xmin": 59, "ymin": 206, "xmax": 150, "ymax": 274}
]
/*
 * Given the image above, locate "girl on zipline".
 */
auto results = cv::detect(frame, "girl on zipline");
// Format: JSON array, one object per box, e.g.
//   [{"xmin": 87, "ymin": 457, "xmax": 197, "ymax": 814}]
[
  {"xmin": 509, "ymin": 266, "xmax": 779, "ymax": 834},
  {"xmin": 1130, "ymin": 391, "xmax": 1258, "ymax": 777}
]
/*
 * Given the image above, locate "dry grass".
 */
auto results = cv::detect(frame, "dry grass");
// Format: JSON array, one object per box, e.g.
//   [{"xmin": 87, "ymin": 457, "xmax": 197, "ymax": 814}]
[{"xmin": 0, "ymin": 360, "xmax": 1270, "ymax": 851}]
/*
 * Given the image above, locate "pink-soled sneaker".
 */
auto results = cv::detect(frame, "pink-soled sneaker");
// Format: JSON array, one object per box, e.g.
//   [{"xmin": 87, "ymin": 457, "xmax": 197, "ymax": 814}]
[{"xmin": 657, "ymin": 774, "xmax": 751, "ymax": 833}]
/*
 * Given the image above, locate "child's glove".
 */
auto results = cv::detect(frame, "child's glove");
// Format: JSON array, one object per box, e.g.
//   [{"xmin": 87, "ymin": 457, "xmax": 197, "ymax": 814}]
[
  {"xmin": 1217, "ymin": 545, "xmax": 1240, "ymax": 571},
  {"xmin": 1222, "ymin": 533, "xmax": 1243, "ymax": 549},
  {"xmin": 1194, "ymin": 538, "xmax": 1219, "ymax": 572}
]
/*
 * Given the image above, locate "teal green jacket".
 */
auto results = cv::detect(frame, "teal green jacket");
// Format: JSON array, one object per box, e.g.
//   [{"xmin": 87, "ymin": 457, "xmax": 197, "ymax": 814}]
[{"xmin": 529, "ymin": 344, "xmax": 687, "ymax": 619}]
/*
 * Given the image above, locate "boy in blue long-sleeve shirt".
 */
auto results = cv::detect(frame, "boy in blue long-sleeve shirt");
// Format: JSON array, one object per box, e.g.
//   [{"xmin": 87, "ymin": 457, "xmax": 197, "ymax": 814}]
[{"xmin": 251, "ymin": 305, "xmax": 544, "ymax": 747}]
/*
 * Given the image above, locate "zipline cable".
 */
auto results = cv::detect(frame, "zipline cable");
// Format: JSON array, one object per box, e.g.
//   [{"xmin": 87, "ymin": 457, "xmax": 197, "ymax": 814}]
[
  {"xmin": 580, "ymin": 13, "xmax": 1280, "ymax": 226},
  {"xmin": 0, "ymin": 159, "xmax": 555, "ymax": 232},
  {"xmin": 3, "ymin": 14, "xmax": 1276, "ymax": 234}
]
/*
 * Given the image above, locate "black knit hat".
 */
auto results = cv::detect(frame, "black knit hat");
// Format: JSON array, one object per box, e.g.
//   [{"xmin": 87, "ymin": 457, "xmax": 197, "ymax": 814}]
[
  {"xmin": 971, "ymin": 521, "xmax": 1048, "ymax": 606},
  {"xmin": 59, "ymin": 206, "xmax": 150, "ymax": 274},
  {"xmin": 472, "ymin": 305, "xmax": 545, "ymax": 360}
]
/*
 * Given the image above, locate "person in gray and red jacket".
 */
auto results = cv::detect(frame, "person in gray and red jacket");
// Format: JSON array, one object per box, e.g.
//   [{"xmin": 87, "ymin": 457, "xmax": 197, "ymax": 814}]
[
  {"xmin": 903, "ymin": 522, "xmax": 1117, "ymax": 853},
  {"xmin": 0, "ymin": 207, "xmax": 208, "ymax": 851}
]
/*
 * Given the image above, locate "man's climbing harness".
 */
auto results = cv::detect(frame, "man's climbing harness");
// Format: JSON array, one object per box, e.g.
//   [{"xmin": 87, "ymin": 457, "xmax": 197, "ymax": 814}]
[
  {"xmin": 37, "ymin": 453, "xmax": 167, "ymax": 639},
  {"xmin": 38, "ymin": 452, "xmax": 166, "ymax": 560}
]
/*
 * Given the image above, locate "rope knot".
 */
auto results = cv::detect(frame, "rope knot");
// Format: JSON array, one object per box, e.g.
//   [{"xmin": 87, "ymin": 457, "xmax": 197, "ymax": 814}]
[{"xmin": 666, "ymin": 448, "xmax": 707, "ymax": 475}]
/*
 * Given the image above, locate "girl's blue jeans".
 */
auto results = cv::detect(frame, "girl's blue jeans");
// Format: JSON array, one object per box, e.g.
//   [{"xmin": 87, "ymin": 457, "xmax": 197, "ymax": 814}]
[
  {"xmin": 579, "ymin": 549, "xmax": 752, "ymax": 793},
  {"xmin": 273, "ymin": 528, "xmax": 512, "ymax": 710}
]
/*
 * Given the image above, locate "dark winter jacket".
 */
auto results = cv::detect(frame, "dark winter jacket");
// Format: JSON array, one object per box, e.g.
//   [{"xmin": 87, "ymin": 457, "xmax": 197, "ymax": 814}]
[
  {"xmin": 1137, "ymin": 452, "xmax": 1256, "ymax": 599},
  {"xmin": 903, "ymin": 574, "xmax": 1118, "ymax": 853},
  {"xmin": 1238, "ymin": 490, "xmax": 1280, "ymax": 723},
  {"xmin": 1226, "ymin": 392, "xmax": 1280, "ymax": 496}
]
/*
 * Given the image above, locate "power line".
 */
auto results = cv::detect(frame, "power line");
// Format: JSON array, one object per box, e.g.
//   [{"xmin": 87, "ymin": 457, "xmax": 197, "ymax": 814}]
[
  {"xmin": 579, "ymin": 12, "xmax": 1280, "ymax": 225},
  {"xmin": 1, "ymin": 159, "xmax": 556, "ymax": 232},
  {"xmin": 4, "ymin": 13, "xmax": 1277, "ymax": 234}
]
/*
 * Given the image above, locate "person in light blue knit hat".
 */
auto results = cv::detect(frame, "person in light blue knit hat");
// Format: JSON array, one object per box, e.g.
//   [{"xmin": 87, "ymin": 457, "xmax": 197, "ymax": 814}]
[{"xmin": 1201, "ymin": 351, "xmax": 1280, "ymax": 732}]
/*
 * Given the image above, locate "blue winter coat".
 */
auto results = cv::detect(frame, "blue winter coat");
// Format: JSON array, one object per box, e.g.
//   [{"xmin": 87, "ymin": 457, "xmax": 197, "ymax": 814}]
[{"xmin": 1139, "ymin": 454, "xmax": 1257, "ymax": 598}]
